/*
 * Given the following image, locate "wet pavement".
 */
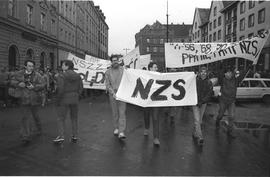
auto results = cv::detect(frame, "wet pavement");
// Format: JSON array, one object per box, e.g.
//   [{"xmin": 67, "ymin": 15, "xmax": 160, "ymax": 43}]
[{"xmin": 0, "ymin": 94, "xmax": 270, "ymax": 176}]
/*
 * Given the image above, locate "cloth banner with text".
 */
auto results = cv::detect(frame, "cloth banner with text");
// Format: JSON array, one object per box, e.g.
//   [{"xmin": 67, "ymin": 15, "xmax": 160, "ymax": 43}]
[
  {"xmin": 67, "ymin": 53, "xmax": 110, "ymax": 90},
  {"xmin": 165, "ymin": 30, "xmax": 270, "ymax": 68},
  {"xmin": 116, "ymin": 69, "xmax": 197, "ymax": 107}
]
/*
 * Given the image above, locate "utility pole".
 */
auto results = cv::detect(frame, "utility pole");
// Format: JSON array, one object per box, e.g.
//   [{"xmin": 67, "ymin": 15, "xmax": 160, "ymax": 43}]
[
  {"xmin": 166, "ymin": 0, "xmax": 169, "ymax": 43},
  {"xmin": 123, "ymin": 48, "xmax": 130, "ymax": 55}
]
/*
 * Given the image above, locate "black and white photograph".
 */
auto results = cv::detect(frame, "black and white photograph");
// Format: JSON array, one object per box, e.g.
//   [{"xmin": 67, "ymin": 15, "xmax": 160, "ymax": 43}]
[{"xmin": 0, "ymin": 0, "xmax": 270, "ymax": 176}]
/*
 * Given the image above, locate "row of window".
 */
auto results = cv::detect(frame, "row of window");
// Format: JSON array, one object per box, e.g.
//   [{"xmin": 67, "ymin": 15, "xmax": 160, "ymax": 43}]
[
  {"xmin": 239, "ymin": 9, "xmax": 265, "ymax": 31},
  {"xmin": 208, "ymin": 30, "xmax": 222, "ymax": 42},
  {"xmin": 146, "ymin": 46, "xmax": 165, "ymax": 53},
  {"xmin": 240, "ymin": 1, "xmax": 264, "ymax": 14}
]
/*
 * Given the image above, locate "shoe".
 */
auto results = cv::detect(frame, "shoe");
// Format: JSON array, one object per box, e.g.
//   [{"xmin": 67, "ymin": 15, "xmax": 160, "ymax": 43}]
[
  {"xmin": 53, "ymin": 136, "xmax": 64, "ymax": 143},
  {"xmin": 197, "ymin": 138, "xmax": 204, "ymax": 146},
  {"xmin": 71, "ymin": 136, "xmax": 78, "ymax": 143},
  {"xmin": 118, "ymin": 132, "xmax": 126, "ymax": 139},
  {"xmin": 143, "ymin": 129, "xmax": 149, "ymax": 136},
  {"xmin": 113, "ymin": 129, "xmax": 119, "ymax": 136},
  {"xmin": 153, "ymin": 138, "xmax": 160, "ymax": 146}
]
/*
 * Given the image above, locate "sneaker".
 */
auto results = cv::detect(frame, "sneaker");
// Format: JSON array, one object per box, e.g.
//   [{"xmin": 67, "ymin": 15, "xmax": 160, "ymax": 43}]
[
  {"xmin": 113, "ymin": 129, "xmax": 119, "ymax": 136},
  {"xmin": 143, "ymin": 129, "xmax": 149, "ymax": 136},
  {"xmin": 71, "ymin": 136, "xmax": 78, "ymax": 143},
  {"xmin": 53, "ymin": 136, "xmax": 64, "ymax": 143},
  {"xmin": 153, "ymin": 138, "xmax": 160, "ymax": 146},
  {"xmin": 118, "ymin": 132, "xmax": 126, "ymax": 139}
]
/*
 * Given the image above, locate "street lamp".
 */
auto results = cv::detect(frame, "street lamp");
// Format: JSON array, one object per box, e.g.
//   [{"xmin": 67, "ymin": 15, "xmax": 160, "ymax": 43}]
[{"xmin": 123, "ymin": 48, "xmax": 130, "ymax": 55}]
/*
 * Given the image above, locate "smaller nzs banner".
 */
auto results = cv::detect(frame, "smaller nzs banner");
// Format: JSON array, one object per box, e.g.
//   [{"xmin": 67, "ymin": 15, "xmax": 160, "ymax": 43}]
[{"xmin": 116, "ymin": 69, "xmax": 197, "ymax": 107}]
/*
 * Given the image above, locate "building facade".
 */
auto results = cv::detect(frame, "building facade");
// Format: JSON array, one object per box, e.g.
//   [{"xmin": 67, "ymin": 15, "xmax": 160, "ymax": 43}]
[
  {"xmin": 135, "ymin": 21, "xmax": 192, "ymax": 70},
  {"xmin": 0, "ymin": 0, "xmax": 109, "ymax": 71},
  {"xmin": 191, "ymin": 0, "xmax": 270, "ymax": 72}
]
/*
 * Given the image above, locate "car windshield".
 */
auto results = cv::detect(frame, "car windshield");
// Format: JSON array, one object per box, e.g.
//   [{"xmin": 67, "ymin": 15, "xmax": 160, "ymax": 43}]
[{"xmin": 264, "ymin": 81, "xmax": 270, "ymax": 87}]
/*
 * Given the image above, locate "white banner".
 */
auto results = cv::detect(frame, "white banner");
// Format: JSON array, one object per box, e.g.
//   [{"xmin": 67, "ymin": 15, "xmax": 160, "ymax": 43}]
[
  {"xmin": 121, "ymin": 47, "xmax": 140, "ymax": 68},
  {"xmin": 137, "ymin": 54, "xmax": 151, "ymax": 70},
  {"xmin": 165, "ymin": 30, "xmax": 270, "ymax": 68},
  {"xmin": 67, "ymin": 53, "xmax": 110, "ymax": 90},
  {"xmin": 116, "ymin": 69, "xmax": 197, "ymax": 107}
]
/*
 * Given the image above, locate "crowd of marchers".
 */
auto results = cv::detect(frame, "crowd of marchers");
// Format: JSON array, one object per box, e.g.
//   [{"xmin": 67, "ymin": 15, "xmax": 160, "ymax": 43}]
[{"xmin": 0, "ymin": 56, "xmax": 267, "ymax": 147}]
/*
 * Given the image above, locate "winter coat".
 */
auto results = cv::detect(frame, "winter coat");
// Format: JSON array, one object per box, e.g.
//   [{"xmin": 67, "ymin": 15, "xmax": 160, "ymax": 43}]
[
  {"xmin": 10, "ymin": 70, "xmax": 45, "ymax": 106},
  {"xmin": 196, "ymin": 77, "xmax": 213, "ymax": 105},
  {"xmin": 56, "ymin": 70, "xmax": 83, "ymax": 105}
]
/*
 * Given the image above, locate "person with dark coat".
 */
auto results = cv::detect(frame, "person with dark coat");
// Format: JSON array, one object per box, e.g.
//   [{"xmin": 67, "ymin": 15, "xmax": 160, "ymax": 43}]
[
  {"xmin": 192, "ymin": 66, "xmax": 213, "ymax": 146},
  {"xmin": 53, "ymin": 60, "xmax": 83, "ymax": 143},
  {"xmin": 216, "ymin": 64, "xmax": 252, "ymax": 138},
  {"xmin": 9, "ymin": 60, "xmax": 45, "ymax": 143}
]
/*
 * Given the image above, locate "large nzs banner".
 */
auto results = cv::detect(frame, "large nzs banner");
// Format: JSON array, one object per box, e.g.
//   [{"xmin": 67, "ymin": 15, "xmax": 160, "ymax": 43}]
[
  {"xmin": 165, "ymin": 30, "xmax": 270, "ymax": 68},
  {"xmin": 67, "ymin": 53, "xmax": 110, "ymax": 90},
  {"xmin": 116, "ymin": 69, "xmax": 197, "ymax": 107}
]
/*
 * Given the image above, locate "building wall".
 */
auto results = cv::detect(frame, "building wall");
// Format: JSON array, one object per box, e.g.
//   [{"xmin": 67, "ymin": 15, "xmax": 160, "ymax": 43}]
[
  {"xmin": 208, "ymin": 1, "xmax": 224, "ymax": 42},
  {"xmin": 192, "ymin": 8, "xmax": 202, "ymax": 43}
]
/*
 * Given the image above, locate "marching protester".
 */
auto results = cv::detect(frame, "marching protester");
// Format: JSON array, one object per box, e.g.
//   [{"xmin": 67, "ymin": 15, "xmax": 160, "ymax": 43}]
[
  {"xmin": 9, "ymin": 60, "xmax": 45, "ymax": 144},
  {"xmin": 192, "ymin": 66, "xmax": 213, "ymax": 146},
  {"xmin": 215, "ymin": 63, "xmax": 252, "ymax": 138},
  {"xmin": 143, "ymin": 62, "xmax": 161, "ymax": 146},
  {"xmin": 105, "ymin": 55, "xmax": 127, "ymax": 139},
  {"xmin": 53, "ymin": 60, "xmax": 83, "ymax": 143}
]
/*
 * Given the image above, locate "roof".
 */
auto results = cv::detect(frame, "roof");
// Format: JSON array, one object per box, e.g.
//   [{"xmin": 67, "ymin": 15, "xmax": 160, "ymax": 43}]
[
  {"xmin": 198, "ymin": 8, "xmax": 210, "ymax": 25},
  {"xmin": 220, "ymin": 1, "xmax": 239, "ymax": 12},
  {"xmin": 168, "ymin": 24, "xmax": 192, "ymax": 37}
]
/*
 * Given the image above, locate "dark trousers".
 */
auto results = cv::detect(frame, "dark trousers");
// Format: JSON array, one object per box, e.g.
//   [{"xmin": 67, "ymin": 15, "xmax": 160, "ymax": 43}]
[
  {"xmin": 21, "ymin": 105, "xmax": 41, "ymax": 139},
  {"xmin": 57, "ymin": 104, "xmax": 79, "ymax": 137},
  {"xmin": 144, "ymin": 107, "xmax": 160, "ymax": 139},
  {"xmin": 216, "ymin": 101, "xmax": 235, "ymax": 131}
]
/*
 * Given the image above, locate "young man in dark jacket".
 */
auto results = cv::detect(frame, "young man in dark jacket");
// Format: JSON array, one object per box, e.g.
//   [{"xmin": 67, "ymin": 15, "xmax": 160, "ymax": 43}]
[
  {"xmin": 10, "ymin": 60, "xmax": 45, "ymax": 143},
  {"xmin": 216, "ymin": 64, "xmax": 252, "ymax": 138},
  {"xmin": 192, "ymin": 66, "xmax": 213, "ymax": 146},
  {"xmin": 53, "ymin": 60, "xmax": 83, "ymax": 143}
]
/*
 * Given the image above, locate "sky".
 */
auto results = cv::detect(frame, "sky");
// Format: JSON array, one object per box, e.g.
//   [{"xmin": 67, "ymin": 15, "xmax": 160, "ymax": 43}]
[{"xmin": 94, "ymin": 0, "xmax": 213, "ymax": 55}]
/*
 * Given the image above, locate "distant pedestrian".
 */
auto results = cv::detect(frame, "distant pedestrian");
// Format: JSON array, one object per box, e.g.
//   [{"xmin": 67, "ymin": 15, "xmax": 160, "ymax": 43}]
[
  {"xmin": 9, "ymin": 60, "xmax": 45, "ymax": 143},
  {"xmin": 53, "ymin": 60, "xmax": 83, "ymax": 143},
  {"xmin": 143, "ymin": 62, "xmax": 161, "ymax": 146},
  {"xmin": 215, "ymin": 64, "xmax": 252, "ymax": 138},
  {"xmin": 105, "ymin": 55, "xmax": 127, "ymax": 139},
  {"xmin": 192, "ymin": 66, "xmax": 213, "ymax": 146}
]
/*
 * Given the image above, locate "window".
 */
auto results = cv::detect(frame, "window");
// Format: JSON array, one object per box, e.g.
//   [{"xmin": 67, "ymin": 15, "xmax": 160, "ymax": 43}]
[
  {"xmin": 8, "ymin": 0, "xmax": 15, "ymax": 17},
  {"xmin": 195, "ymin": 22, "xmax": 197, "ymax": 29},
  {"xmin": 213, "ymin": 19, "xmax": 216, "ymax": 29},
  {"xmin": 218, "ymin": 30, "xmax": 221, "ymax": 40},
  {"xmin": 147, "ymin": 38, "xmax": 150, "ymax": 43},
  {"xmin": 159, "ymin": 47, "xmax": 164, "ymax": 53},
  {"xmin": 239, "ymin": 81, "xmax": 249, "ymax": 87},
  {"xmin": 153, "ymin": 39, "xmax": 158, "ymax": 44},
  {"xmin": 195, "ymin": 32, "xmax": 197, "ymax": 39},
  {"xmin": 214, "ymin": 7, "xmax": 217, "ymax": 16},
  {"xmin": 26, "ymin": 5, "xmax": 33, "ymax": 25},
  {"xmin": 248, "ymin": 14, "xmax": 254, "ymax": 27},
  {"xmin": 209, "ymin": 22, "xmax": 212, "ymax": 31},
  {"xmin": 213, "ymin": 32, "xmax": 216, "ymax": 41},
  {"xmin": 153, "ymin": 47, "xmax": 158, "ymax": 52},
  {"xmin": 209, "ymin": 34, "xmax": 212, "ymax": 42},
  {"xmin": 249, "ymin": 1, "xmax": 255, "ymax": 9},
  {"xmin": 250, "ymin": 80, "xmax": 264, "ymax": 87},
  {"xmin": 160, "ymin": 39, "xmax": 164, "ymax": 44},
  {"xmin": 240, "ymin": 18, "xmax": 245, "ymax": 31},
  {"xmin": 198, "ymin": 30, "xmax": 200, "ymax": 38},
  {"xmin": 248, "ymin": 33, "xmax": 254, "ymax": 38},
  {"xmin": 264, "ymin": 81, "xmax": 270, "ymax": 87},
  {"xmin": 218, "ymin": 16, "xmax": 221, "ymax": 26},
  {"xmin": 258, "ymin": 8, "xmax": 265, "ymax": 24},
  {"xmin": 40, "ymin": 13, "xmax": 46, "ymax": 31},
  {"xmin": 51, "ymin": 19, "xmax": 56, "ymax": 35},
  {"xmin": 240, "ymin": 1, "xmax": 246, "ymax": 14}
]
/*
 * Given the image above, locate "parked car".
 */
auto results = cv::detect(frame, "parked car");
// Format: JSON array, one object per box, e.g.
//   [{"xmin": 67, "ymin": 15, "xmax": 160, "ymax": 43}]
[{"xmin": 212, "ymin": 78, "xmax": 270, "ymax": 103}]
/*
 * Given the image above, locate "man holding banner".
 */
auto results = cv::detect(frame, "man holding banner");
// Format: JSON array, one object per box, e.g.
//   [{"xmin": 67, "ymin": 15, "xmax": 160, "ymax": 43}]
[{"xmin": 105, "ymin": 55, "xmax": 127, "ymax": 139}]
